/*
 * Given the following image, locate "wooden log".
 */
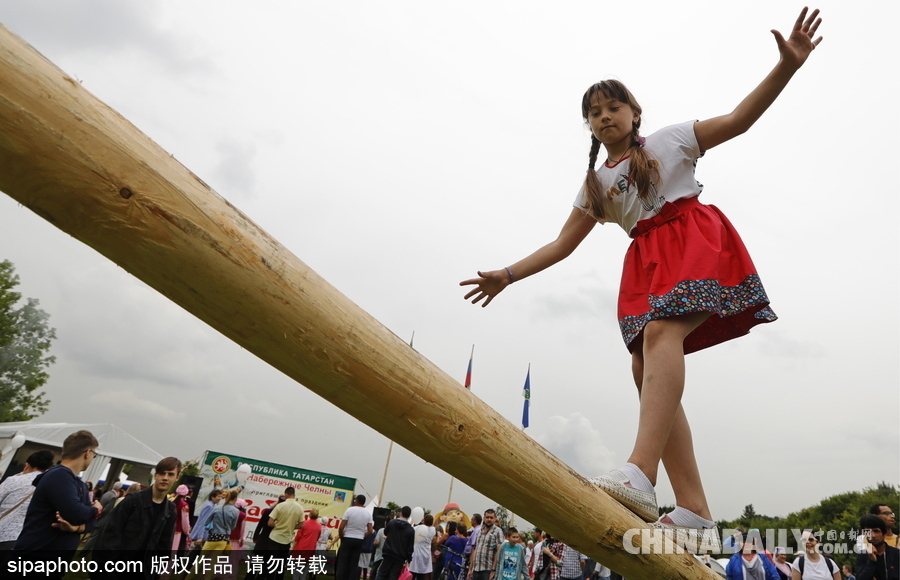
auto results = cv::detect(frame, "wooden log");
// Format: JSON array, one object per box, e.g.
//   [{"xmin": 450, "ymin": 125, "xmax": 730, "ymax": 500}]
[{"xmin": 0, "ymin": 23, "xmax": 720, "ymax": 579}]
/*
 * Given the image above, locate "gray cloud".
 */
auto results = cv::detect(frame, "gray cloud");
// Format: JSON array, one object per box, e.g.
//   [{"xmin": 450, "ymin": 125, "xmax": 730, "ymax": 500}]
[
  {"xmin": 211, "ymin": 139, "xmax": 258, "ymax": 200},
  {"xmin": 535, "ymin": 413, "xmax": 617, "ymax": 477},
  {"xmin": 89, "ymin": 389, "xmax": 186, "ymax": 422},
  {"xmin": 0, "ymin": 0, "xmax": 212, "ymax": 77}
]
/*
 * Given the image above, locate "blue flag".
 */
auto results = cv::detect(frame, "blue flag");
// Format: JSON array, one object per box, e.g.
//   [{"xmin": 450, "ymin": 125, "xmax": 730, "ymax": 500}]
[{"xmin": 522, "ymin": 365, "xmax": 531, "ymax": 429}]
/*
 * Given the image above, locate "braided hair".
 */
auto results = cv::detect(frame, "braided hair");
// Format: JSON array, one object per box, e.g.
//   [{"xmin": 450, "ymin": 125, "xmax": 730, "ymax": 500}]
[{"xmin": 581, "ymin": 80, "xmax": 660, "ymax": 220}]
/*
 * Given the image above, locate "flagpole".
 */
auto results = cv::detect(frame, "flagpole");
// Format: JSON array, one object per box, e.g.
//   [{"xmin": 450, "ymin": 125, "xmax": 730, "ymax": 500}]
[
  {"xmin": 522, "ymin": 363, "xmax": 531, "ymax": 430},
  {"xmin": 448, "ymin": 344, "xmax": 475, "ymax": 502},
  {"xmin": 378, "ymin": 331, "xmax": 415, "ymax": 506},
  {"xmin": 377, "ymin": 440, "xmax": 393, "ymax": 507}
]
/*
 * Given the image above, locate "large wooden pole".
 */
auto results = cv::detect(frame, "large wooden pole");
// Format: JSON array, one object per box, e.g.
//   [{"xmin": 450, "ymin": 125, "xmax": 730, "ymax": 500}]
[{"xmin": 0, "ymin": 24, "xmax": 718, "ymax": 579}]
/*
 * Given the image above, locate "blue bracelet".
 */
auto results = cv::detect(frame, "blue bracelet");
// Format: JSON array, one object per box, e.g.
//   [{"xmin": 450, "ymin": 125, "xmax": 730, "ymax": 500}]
[{"xmin": 504, "ymin": 267, "xmax": 515, "ymax": 283}]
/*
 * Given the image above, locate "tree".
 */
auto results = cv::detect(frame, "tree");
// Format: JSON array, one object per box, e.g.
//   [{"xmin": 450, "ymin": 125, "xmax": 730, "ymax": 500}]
[
  {"xmin": 181, "ymin": 460, "xmax": 201, "ymax": 477},
  {"xmin": 716, "ymin": 483, "xmax": 900, "ymax": 570},
  {"xmin": 494, "ymin": 505, "xmax": 511, "ymax": 529},
  {"xmin": 0, "ymin": 260, "xmax": 56, "ymax": 421}
]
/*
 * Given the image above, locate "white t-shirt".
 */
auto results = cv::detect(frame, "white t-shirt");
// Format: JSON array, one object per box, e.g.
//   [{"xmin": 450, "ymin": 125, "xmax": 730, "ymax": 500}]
[
  {"xmin": 341, "ymin": 505, "xmax": 374, "ymax": 539},
  {"xmin": 573, "ymin": 120, "xmax": 704, "ymax": 235},
  {"xmin": 531, "ymin": 541, "xmax": 543, "ymax": 572},
  {"xmin": 790, "ymin": 555, "xmax": 837, "ymax": 579}
]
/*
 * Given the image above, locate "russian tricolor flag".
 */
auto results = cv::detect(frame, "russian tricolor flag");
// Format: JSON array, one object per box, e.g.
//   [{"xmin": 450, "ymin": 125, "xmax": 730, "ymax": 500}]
[{"xmin": 464, "ymin": 345, "xmax": 474, "ymax": 389}]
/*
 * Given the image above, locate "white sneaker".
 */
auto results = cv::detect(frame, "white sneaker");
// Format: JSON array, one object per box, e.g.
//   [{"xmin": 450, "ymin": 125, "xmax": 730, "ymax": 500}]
[
  {"xmin": 651, "ymin": 515, "xmax": 722, "ymax": 555},
  {"xmin": 589, "ymin": 470, "xmax": 658, "ymax": 522}
]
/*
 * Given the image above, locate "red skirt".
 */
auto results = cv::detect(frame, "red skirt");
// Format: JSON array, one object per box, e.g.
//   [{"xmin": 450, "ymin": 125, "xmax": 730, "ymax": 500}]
[{"xmin": 618, "ymin": 196, "xmax": 777, "ymax": 354}]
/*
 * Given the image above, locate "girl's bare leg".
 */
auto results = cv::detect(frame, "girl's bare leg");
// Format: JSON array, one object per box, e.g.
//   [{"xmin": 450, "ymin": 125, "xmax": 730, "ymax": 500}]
[{"xmin": 627, "ymin": 312, "xmax": 712, "ymax": 520}]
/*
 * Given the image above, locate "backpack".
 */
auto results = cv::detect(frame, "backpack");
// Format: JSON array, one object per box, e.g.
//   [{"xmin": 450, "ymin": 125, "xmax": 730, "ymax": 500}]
[
  {"xmin": 797, "ymin": 555, "xmax": 834, "ymax": 576},
  {"xmin": 362, "ymin": 529, "xmax": 377, "ymax": 553}
]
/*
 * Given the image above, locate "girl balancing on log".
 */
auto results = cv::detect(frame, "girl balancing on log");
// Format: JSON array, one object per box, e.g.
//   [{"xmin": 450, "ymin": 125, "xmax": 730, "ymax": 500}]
[{"xmin": 461, "ymin": 7, "xmax": 823, "ymax": 548}]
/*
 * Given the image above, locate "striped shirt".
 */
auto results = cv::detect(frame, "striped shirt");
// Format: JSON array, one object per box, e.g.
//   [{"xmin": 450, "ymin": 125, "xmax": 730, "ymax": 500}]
[
  {"xmin": 472, "ymin": 524, "xmax": 505, "ymax": 572},
  {"xmin": 558, "ymin": 545, "xmax": 584, "ymax": 579}
]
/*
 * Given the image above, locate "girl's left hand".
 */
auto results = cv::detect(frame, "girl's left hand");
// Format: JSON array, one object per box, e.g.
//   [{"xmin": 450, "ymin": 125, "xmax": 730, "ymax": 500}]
[
  {"xmin": 460, "ymin": 269, "xmax": 511, "ymax": 307},
  {"xmin": 772, "ymin": 6, "xmax": 823, "ymax": 70}
]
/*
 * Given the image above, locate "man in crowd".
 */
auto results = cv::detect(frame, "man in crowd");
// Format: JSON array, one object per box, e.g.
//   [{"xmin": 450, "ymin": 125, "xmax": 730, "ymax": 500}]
[
  {"xmin": 90, "ymin": 457, "xmax": 182, "ymax": 577},
  {"xmin": 557, "ymin": 543, "xmax": 585, "ymax": 580},
  {"xmin": 856, "ymin": 514, "xmax": 899, "ymax": 580},
  {"xmin": 872, "ymin": 504, "xmax": 898, "ymax": 548},
  {"xmin": 468, "ymin": 509, "xmax": 504, "ymax": 580},
  {"xmin": 336, "ymin": 494, "xmax": 374, "ymax": 580},
  {"xmin": 14, "ymin": 430, "xmax": 103, "ymax": 578},
  {"xmin": 292, "ymin": 508, "xmax": 323, "ymax": 580},
  {"xmin": 528, "ymin": 529, "xmax": 543, "ymax": 580},
  {"xmin": 100, "ymin": 481, "xmax": 124, "ymax": 515},
  {"xmin": 376, "ymin": 506, "xmax": 414, "ymax": 580},
  {"xmin": 0, "ymin": 450, "xmax": 54, "ymax": 549},
  {"xmin": 254, "ymin": 495, "xmax": 285, "ymax": 554},
  {"xmin": 265, "ymin": 487, "xmax": 306, "ymax": 579},
  {"xmin": 465, "ymin": 513, "xmax": 482, "ymax": 565}
]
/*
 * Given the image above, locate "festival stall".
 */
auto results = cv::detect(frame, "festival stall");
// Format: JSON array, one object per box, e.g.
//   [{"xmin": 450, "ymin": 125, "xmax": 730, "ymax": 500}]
[
  {"xmin": 193, "ymin": 450, "xmax": 356, "ymax": 545},
  {"xmin": 0, "ymin": 421, "xmax": 163, "ymax": 489}
]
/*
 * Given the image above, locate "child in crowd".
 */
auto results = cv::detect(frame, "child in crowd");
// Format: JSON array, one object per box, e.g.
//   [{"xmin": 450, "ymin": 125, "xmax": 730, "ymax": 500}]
[{"xmin": 496, "ymin": 528, "xmax": 528, "ymax": 580}]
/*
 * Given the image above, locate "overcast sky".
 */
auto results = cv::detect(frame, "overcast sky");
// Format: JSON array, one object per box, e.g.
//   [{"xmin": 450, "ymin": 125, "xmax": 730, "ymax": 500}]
[{"xmin": 0, "ymin": 0, "xmax": 897, "ymax": 527}]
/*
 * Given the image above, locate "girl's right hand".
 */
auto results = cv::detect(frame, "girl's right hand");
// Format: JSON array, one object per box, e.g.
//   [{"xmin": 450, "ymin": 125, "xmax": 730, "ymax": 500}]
[{"xmin": 460, "ymin": 269, "xmax": 511, "ymax": 307}]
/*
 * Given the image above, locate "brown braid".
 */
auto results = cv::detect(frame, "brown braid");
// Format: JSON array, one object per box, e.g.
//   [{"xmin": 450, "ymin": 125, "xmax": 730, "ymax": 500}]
[
  {"xmin": 585, "ymin": 135, "xmax": 603, "ymax": 218},
  {"xmin": 580, "ymin": 80, "xmax": 660, "ymax": 220}
]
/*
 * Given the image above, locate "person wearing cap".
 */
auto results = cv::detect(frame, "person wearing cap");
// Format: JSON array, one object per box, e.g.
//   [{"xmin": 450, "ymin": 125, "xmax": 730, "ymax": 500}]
[
  {"xmin": 771, "ymin": 546, "xmax": 791, "ymax": 580},
  {"xmin": 172, "ymin": 484, "xmax": 193, "ymax": 554},
  {"xmin": 91, "ymin": 457, "xmax": 182, "ymax": 576}
]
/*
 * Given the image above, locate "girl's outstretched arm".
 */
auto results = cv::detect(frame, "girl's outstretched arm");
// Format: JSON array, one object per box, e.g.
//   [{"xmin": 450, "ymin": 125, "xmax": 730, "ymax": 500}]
[
  {"xmin": 460, "ymin": 207, "xmax": 595, "ymax": 307},
  {"xmin": 694, "ymin": 6, "xmax": 823, "ymax": 151}
]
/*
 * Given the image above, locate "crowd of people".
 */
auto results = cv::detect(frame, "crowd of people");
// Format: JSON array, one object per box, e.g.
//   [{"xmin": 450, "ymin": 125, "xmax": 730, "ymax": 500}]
[
  {"xmin": 718, "ymin": 512, "xmax": 898, "ymax": 580},
  {"xmin": 0, "ymin": 429, "xmax": 897, "ymax": 580}
]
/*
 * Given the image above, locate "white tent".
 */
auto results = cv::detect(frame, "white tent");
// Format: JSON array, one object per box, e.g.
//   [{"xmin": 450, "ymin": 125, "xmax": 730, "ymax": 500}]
[{"xmin": 0, "ymin": 422, "xmax": 164, "ymax": 489}]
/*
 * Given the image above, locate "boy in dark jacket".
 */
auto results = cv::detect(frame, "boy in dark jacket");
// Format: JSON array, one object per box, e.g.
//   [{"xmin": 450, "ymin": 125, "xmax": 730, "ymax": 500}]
[
  {"xmin": 15, "ymin": 430, "xmax": 103, "ymax": 578},
  {"xmin": 91, "ymin": 457, "xmax": 182, "ymax": 579},
  {"xmin": 376, "ymin": 506, "xmax": 415, "ymax": 580}
]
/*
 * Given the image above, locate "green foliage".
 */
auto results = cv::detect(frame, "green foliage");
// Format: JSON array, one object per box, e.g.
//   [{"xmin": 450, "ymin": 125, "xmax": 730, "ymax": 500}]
[
  {"xmin": 181, "ymin": 460, "xmax": 200, "ymax": 477},
  {"xmin": 385, "ymin": 501, "xmax": 400, "ymax": 513},
  {"xmin": 659, "ymin": 504, "xmax": 676, "ymax": 518},
  {"xmin": 0, "ymin": 260, "xmax": 56, "ymax": 421},
  {"xmin": 494, "ymin": 505, "xmax": 510, "ymax": 530},
  {"xmin": 716, "ymin": 482, "xmax": 899, "ymax": 569}
]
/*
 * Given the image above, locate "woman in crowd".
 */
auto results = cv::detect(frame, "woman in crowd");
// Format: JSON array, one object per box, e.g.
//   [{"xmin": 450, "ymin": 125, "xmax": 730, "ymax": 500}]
[{"xmin": 411, "ymin": 514, "xmax": 437, "ymax": 580}]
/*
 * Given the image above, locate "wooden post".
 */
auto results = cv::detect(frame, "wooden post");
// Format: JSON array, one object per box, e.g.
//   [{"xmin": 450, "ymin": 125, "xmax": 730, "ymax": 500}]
[{"xmin": 0, "ymin": 24, "xmax": 719, "ymax": 579}]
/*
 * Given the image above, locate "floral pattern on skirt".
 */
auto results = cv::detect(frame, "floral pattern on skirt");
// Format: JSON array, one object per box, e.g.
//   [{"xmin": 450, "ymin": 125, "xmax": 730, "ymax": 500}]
[{"xmin": 620, "ymin": 274, "xmax": 777, "ymax": 354}]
